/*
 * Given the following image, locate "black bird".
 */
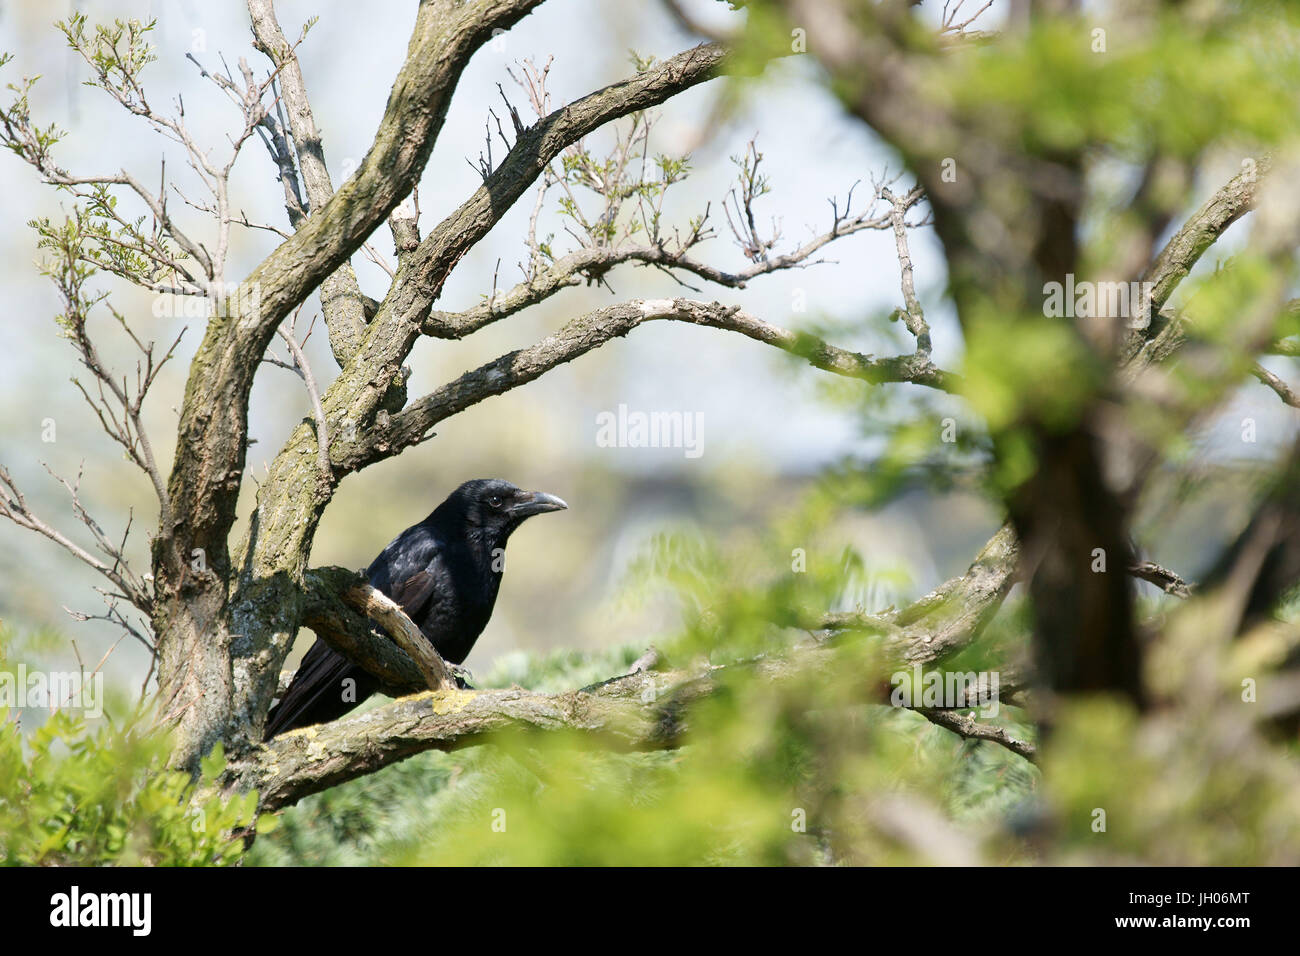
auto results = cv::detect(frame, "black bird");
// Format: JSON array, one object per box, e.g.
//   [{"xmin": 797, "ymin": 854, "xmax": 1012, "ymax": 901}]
[{"xmin": 264, "ymin": 478, "xmax": 567, "ymax": 739}]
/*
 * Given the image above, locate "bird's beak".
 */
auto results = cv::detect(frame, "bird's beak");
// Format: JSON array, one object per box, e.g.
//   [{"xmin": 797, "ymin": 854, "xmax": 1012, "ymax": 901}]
[{"xmin": 510, "ymin": 490, "xmax": 568, "ymax": 517}]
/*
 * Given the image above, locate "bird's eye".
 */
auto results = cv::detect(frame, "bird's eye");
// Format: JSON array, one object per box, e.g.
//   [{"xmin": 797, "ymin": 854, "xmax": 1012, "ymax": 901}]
[{"xmin": 488, "ymin": 495, "xmax": 504, "ymax": 508}]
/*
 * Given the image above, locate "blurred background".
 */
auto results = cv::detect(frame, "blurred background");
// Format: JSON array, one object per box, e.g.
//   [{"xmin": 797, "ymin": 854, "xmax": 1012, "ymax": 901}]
[{"xmin": 0, "ymin": 0, "xmax": 1291, "ymax": 697}]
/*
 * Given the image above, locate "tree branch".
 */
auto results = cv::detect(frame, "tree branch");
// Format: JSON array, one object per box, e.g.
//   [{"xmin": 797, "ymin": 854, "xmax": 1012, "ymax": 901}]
[
  {"xmin": 1252, "ymin": 362, "xmax": 1300, "ymax": 408},
  {"xmin": 300, "ymin": 567, "xmax": 456, "ymax": 695},
  {"xmin": 913, "ymin": 708, "xmax": 1036, "ymax": 762},
  {"xmin": 0, "ymin": 464, "xmax": 151, "ymax": 611},
  {"xmin": 273, "ymin": 317, "xmax": 331, "ymax": 484},
  {"xmin": 1125, "ymin": 158, "xmax": 1272, "ymax": 367},
  {"xmin": 248, "ymin": 0, "xmax": 371, "ymax": 366},
  {"xmin": 423, "ymin": 185, "xmax": 924, "ymax": 338},
  {"xmin": 240, "ymin": 507, "xmax": 1028, "ymax": 811},
  {"xmin": 828, "ymin": 522, "xmax": 1020, "ymax": 666},
  {"xmin": 1129, "ymin": 560, "xmax": 1194, "ymax": 598},
  {"xmin": 350, "ymin": 298, "xmax": 958, "ymax": 469},
  {"xmin": 226, "ymin": 37, "xmax": 736, "ymax": 741},
  {"xmin": 240, "ymin": 672, "xmax": 683, "ymax": 811},
  {"xmin": 242, "ymin": 625, "xmax": 1033, "ymax": 812}
]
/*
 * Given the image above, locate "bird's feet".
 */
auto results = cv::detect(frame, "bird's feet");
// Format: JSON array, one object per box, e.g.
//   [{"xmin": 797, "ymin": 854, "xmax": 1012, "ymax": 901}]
[{"xmin": 449, "ymin": 664, "xmax": 476, "ymax": 689}]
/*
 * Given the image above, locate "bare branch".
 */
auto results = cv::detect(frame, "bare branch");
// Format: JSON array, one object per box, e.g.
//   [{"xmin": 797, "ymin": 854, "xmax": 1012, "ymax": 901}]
[
  {"xmin": 249, "ymin": 0, "xmax": 370, "ymax": 365},
  {"xmin": 829, "ymin": 522, "xmax": 1020, "ymax": 667},
  {"xmin": 724, "ymin": 138, "xmax": 779, "ymax": 262},
  {"xmin": 939, "ymin": 0, "xmax": 996, "ymax": 36},
  {"xmin": 913, "ymin": 708, "xmax": 1036, "ymax": 762},
  {"xmin": 342, "ymin": 583, "xmax": 458, "ymax": 693},
  {"xmin": 1126, "ymin": 158, "xmax": 1272, "ymax": 368},
  {"xmin": 1129, "ymin": 561, "xmax": 1194, "ymax": 599},
  {"xmin": 65, "ymin": 587, "xmax": 156, "ymax": 655},
  {"xmin": 369, "ymin": 42, "xmax": 728, "ymax": 342},
  {"xmin": 354, "ymin": 297, "xmax": 958, "ymax": 470},
  {"xmin": 274, "ymin": 315, "xmax": 332, "ymax": 484},
  {"xmin": 0, "ymin": 464, "xmax": 151, "ymax": 611},
  {"xmin": 299, "ymin": 566, "xmax": 455, "ymax": 694},
  {"xmin": 883, "ymin": 185, "xmax": 931, "ymax": 359},
  {"xmin": 424, "ymin": 185, "xmax": 925, "ymax": 338},
  {"xmin": 1252, "ymin": 362, "xmax": 1300, "ymax": 408},
  {"xmin": 240, "ymin": 672, "xmax": 688, "ymax": 811}
]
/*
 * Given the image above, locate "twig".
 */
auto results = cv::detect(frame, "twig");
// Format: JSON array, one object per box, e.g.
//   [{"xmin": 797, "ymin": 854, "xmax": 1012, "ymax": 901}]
[
  {"xmin": 913, "ymin": 708, "xmax": 1037, "ymax": 762},
  {"xmin": 1129, "ymin": 561, "xmax": 1194, "ymax": 599},
  {"xmin": 274, "ymin": 314, "xmax": 332, "ymax": 483}
]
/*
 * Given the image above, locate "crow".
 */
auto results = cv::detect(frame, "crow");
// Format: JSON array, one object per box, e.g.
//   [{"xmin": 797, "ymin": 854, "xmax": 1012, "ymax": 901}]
[{"xmin": 263, "ymin": 478, "xmax": 567, "ymax": 739}]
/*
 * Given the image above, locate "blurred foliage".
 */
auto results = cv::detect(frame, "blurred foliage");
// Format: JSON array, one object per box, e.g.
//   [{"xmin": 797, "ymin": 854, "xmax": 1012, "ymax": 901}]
[
  {"xmin": 247, "ymin": 538, "xmax": 1300, "ymax": 865},
  {"xmin": 249, "ymin": 639, "xmax": 1040, "ymax": 866},
  {"xmin": 0, "ymin": 709, "xmax": 264, "ymax": 865},
  {"xmin": 1044, "ymin": 696, "xmax": 1300, "ymax": 866},
  {"xmin": 248, "ymin": 483, "xmax": 1038, "ymax": 866},
  {"xmin": 0, "ymin": 628, "xmax": 265, "ymax": 865}
]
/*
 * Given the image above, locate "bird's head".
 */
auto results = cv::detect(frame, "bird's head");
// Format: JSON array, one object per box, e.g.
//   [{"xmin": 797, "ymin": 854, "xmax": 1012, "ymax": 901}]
[{"xmin": 438, "ymin": 478, "xmax": 568, "ymax": 543}]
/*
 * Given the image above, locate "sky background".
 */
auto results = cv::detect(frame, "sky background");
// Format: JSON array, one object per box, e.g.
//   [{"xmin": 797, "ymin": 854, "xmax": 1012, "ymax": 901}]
[{"xmin": 0, "ymin": 0, "xmax": 1293, "ymax": 692}]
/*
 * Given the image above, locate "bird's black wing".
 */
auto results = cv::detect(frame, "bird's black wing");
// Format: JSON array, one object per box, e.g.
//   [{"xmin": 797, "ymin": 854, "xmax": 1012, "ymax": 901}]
[
  {"xmin": 262, "ymin": 636, "xmax": 376, "ymax": 739},
  {"xmin": 387, "ymin": 568, "xmax": 441, "ymax": 618},
  {"xmin": 366, "ymin": 525, "xmax": 445, "ymax": 609},
  {"xmin": 263, "ymin": 526, "xmax": 445, "ymax": 739}
]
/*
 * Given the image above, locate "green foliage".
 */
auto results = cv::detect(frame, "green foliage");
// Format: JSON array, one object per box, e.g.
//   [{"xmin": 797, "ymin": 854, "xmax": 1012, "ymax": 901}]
[
  {"xmin": 938, "ymin": 9, "xmax": 1300, "ymax": 159},
  {"xmin": 384, "ymin": 652, "xmax": 1028, "ymax": 866},
  {"xmin": 0, "ymin": 625, "xmax": 264, "ymax": 866},
  {"xmin": 548, "ymin": 81, "xmax": 699, "ymax": 255},
  {"xmin": 250, "ymin": 640, "xmax": 1040, "ymax": 866},
  {"xmin": 58, "ymin": 15, "xmax": 158, "ymax": 109},
  {"xmin": 1044, "ymin": 695, "xmax": 1300, "ymax": 865},
  {"xmin": 0, "ymin": 66, "xmax": 63, "ymax": 171},
  {"xmin": 0, "ymin": 707, "xmax": 262, "ymax": 866}
]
